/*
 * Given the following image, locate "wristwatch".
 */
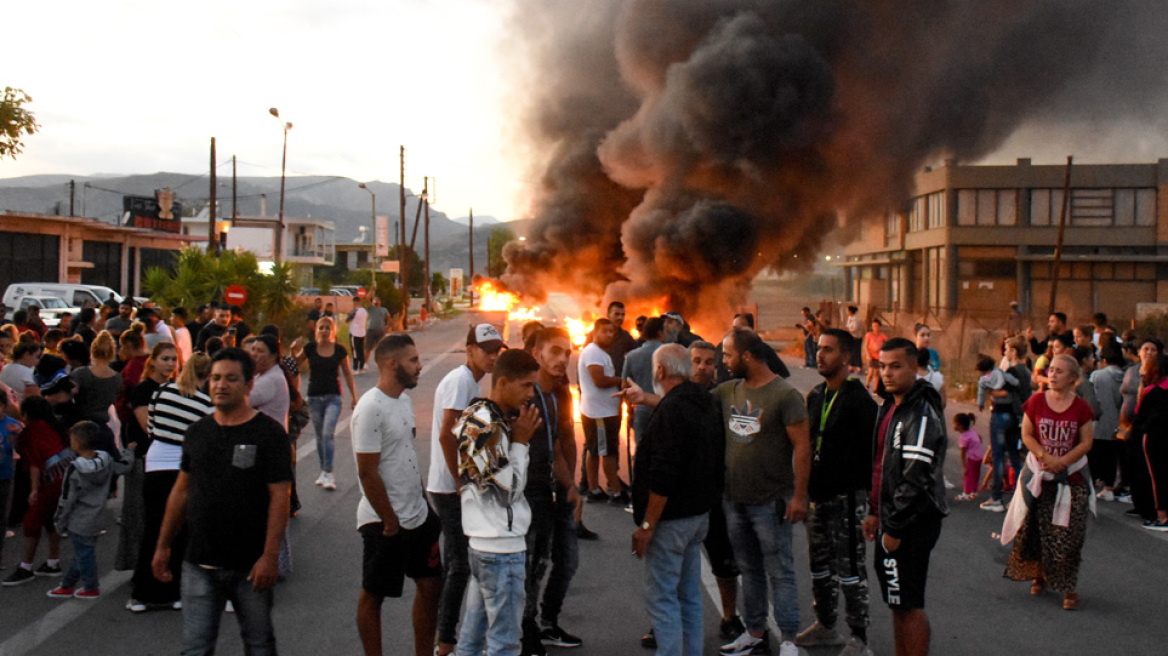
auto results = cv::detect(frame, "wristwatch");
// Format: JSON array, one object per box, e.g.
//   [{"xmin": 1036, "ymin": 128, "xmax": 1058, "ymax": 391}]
[{"xmin": 641, "ymin": 521, "xmax": 653, "ymax": 531}]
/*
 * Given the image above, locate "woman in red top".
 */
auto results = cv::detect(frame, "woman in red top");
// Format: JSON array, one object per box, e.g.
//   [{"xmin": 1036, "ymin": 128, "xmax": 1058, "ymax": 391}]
[{"xmin": 1005, "ymin": 353, "xmax": 1094, "ymax": 610}]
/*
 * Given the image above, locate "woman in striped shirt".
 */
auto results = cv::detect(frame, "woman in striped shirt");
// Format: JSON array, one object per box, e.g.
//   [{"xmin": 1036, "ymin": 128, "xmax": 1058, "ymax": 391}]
[{"xmin": 126, "ymin": 353, "xmax": 213, "ymax": 613}]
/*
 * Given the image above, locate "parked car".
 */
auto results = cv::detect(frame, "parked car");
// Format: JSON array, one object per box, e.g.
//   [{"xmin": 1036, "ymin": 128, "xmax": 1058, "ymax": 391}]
[
  {"xmin": 3, "ymin": 283, "xmax": 107, "ymax": 310},
  {"xmin": 3, "ymin": 295, "xmax": 80, "ymax": 327}
]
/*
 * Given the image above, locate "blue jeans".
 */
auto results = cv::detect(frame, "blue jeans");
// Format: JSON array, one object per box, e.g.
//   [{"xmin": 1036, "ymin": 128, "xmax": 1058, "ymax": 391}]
[
  {"xmin": 990, "ymin": 412, "xmax": 1024, "ymax": 502},
  {"xmin": 61, "ymin": 533, "xmax": 99, "ymax": 591},
  {"xmin": 181, "ymin": 562, "xmax": 277, "ymax": 656},
  {"xmin": 308, "ymin": 394, "xmax": 342, "ymax": 472},
  {"xmin": 645, "ymin": 513, "xmax": 708, "ymax": 656},
  {"xmin": 457, "ymin": 549, "xmax": 527, "ymax": 656},
  {"xmin": 724, "ymin": 499, "xmax": 799, "ymax": 640}
]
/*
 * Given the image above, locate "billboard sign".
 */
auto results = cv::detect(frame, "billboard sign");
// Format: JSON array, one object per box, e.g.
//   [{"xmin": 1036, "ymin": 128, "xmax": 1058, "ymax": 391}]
[{"xmin": 123, "ymin": 189, "xmax": 183, "ymax": 233}]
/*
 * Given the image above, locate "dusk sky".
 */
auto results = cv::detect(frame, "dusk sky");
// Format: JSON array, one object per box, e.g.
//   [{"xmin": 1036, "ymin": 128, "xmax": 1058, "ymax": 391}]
[{"xmin": 3, "ymin": 0, "xmax": 536, "ymax": 221}]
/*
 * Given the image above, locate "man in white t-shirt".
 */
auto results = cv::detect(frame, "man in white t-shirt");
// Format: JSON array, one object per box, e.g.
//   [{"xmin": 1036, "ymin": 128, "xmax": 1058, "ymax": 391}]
[
  {"xmin": 348, "ymin": 303, "xmax": 369, "ymax": 373},
  {"xmin": 578, "ymin": 318, "xmax": 625, "ymax": 503},
  {"xmin": 171, "ymin": 307, "xmax": 194, "ymax": 363},
  {"xmin": 426, "ymin": 323, "xmax": 503, "ymax": 655},
  {"xmin": 352, "ymin": 333, "xmax": 441, "ymax": 656}
]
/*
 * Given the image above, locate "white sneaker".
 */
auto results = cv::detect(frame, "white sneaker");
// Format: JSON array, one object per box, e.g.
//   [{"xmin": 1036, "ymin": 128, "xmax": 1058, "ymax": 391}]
[
  {"xmin": 225, "ymin": 600, "xmax": 235, "ymax": 613},
  {"xmin": 838, "ymin": 636, "xmax": 874, "ymax": 656},
  {"xmin": 323, "ymin": 472, "xmax": 337, "ymax": 491},
  {"xmin": 943, "ymin": 476, "xmax": 956, "ymax": 489},
  {"xmin": 314, "ymin": 472, "xmax": 327, "ymax": 486},
  {"xmin": 795, "ymin": 621, "xmax": 845, "ymax": 647},
  {"xmin": 1096, "ymin": 489, "xmax": 1115, "ymax": 501},
  {"xmin": 979, "ymin": 499, "xmax": 1005, "ymax": 513},
  {"xmin": 720, "ymin": 631, "xmax": 767, "ymax": 656},
  {"xmin": 777, "ymin": 641, "xmax": 798, "ymax": 656}
]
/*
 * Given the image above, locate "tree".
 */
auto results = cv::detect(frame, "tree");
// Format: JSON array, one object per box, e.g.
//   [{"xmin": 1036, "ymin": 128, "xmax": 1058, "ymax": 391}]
[
  {"xmin": 487, "ymin": 226, "xmax": 515, "ymax": 279},
  {"xmin": 0, "ymin": 87, "xmax": 40, "ymax": 160},
  {"xmin": 431, "ymin": 272, "xmax": 448, "ymax": 296}
]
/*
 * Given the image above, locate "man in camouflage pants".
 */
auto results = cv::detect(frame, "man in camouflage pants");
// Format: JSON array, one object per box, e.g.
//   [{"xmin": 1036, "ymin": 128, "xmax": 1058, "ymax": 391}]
[{"xmin": 796, "ymin": 329, "xmax": 878, "ymax": 656}]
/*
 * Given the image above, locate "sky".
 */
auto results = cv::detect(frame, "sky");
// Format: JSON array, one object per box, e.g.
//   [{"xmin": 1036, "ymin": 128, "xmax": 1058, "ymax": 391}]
[{"xmin": 2, "ymin": 0, "xmax": 535, "ymax": 221}]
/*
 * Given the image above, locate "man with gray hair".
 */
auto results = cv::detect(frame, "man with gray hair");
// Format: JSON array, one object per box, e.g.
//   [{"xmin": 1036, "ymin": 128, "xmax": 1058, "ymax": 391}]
[{"xmin": 631, "ymin": 344, "xmax": 723, "ymax": 656}]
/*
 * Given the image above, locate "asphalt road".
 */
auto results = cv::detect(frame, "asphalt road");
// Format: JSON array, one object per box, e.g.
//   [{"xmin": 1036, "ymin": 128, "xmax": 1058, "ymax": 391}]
[{"xmin": 1, "ymin": 311, "xmax": 1166, "ymax": 655}]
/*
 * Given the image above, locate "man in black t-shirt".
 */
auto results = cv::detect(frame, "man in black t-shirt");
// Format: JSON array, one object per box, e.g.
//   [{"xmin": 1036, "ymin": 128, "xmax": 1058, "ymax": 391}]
[
  {"xmin": 153, "ymin": 348, "xmax": 292, "ymax": 655},
  {"xmin": 195, "ymin": 305, "xmax": 234, "ymax": 352},
  {"xmin": 522, "ymin": 327, "xmax": 584, "ymax": 655}
]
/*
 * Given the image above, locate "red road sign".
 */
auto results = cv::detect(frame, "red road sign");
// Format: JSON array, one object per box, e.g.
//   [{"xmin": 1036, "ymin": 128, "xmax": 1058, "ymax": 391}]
[
  {"xmin": 225, "ymin": 284, "xmax": 248, "ymax": 305},
  {"xmin": 356, "ymin": 287, "xmax": 367, "ymax": 299}
]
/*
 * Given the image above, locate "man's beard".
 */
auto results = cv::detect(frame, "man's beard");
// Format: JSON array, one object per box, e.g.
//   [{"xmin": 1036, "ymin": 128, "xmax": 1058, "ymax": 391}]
[
  {"xmin": 652, "ymin": 377, "xmax": 665, "ymax": 397},
  {"xmin": 730, "ymin": 360, "xmax": 748, "ymax": 379},
  {"xmin": 395, "ymin": 363, "xmax": 418, "ymax": 389},
  {"xmin": 663, "ymin": 327, "xmax": 680, "ymax": 343}
]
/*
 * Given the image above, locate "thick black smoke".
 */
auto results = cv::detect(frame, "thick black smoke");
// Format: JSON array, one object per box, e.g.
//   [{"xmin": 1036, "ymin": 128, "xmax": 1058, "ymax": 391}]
[{"xmin": 501, "ymin": 0, "xmax": 1168, "ymax": 325}]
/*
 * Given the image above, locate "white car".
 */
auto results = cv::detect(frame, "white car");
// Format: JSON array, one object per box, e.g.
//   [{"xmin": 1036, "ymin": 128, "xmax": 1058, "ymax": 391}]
[{"xmin": 4, "ymin": 295, "xmax": 80, "ymax": 328}]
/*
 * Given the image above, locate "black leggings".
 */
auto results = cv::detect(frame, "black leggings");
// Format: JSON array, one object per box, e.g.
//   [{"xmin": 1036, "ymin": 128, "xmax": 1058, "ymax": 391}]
[{"xmin": 1088, "ymin": 439, "xmax": 1120, "ymax": 488}]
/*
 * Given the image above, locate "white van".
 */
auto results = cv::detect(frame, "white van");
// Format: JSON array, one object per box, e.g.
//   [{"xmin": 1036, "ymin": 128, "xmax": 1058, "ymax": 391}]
[{"xmin": 2, "ymin": 283, "xmax": 108, "ymax": 310}]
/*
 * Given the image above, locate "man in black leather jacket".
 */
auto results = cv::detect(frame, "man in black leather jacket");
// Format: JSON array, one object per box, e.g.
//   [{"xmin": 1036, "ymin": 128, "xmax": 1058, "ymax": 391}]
[{"xmin": 861, "ymin": 338, "xmax": 947, "ymax": 656}]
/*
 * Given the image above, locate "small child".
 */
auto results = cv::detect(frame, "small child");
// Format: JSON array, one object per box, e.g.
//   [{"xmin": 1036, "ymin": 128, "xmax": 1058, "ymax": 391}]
[
  {"xmin": 954, "ymin": 413, "xmax": 984, "ymax": 501},
  {"xmin": 46, "ymin": 421, "xmax": 132, "ymax": 600},
  {"xmin": 975, "ymin": 354, "xmax": 1018, "ymax": 411}
]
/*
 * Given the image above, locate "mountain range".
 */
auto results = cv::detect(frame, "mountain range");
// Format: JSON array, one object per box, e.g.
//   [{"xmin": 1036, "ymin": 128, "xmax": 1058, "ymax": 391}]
[{"xmin": 0, "ymin": 173, "xmax": 523, "ymax": 277}]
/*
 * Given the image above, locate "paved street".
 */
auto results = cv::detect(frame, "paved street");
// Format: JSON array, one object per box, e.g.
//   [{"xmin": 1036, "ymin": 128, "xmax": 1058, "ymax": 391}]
[{"xmin": 1, "ymin": 313, "xmax": 1166, "ymax": 655}]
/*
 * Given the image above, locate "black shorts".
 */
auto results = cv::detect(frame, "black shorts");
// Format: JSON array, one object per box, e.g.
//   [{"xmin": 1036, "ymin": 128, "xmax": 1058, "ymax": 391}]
[
  {"xmin": 703, "ymin": 501, "xmax": 739, "ymax": 580},
  {"xmin": 582, "ymin": 414, "xmax": 621, "ymax": 457},
  {"xmin": 874, "ymin": 515, "xmax": 942, "ymax": 610},
  {"xmin": 360, "ymin": 509, "xmax": 442, "ymax": 599}
]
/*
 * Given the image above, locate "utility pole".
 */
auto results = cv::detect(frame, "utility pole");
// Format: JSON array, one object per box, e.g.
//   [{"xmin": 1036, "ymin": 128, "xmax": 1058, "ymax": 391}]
[
  {"xmin": 69, "ymin": 180, "xmax": 75, "ymax": 217},
  {"xmin": 399, "ymin": 146, "xmax": 409, "ymax": 327},
  {"xmin": 468, "ymin": 208, "xmax": 474, "ymax": 307},
  {"xmin": 1048, "ymin": 155, "xmax": 1074, "ymax": 315},
  {"xmin": 424, "ymin": 176, "xmax": 431, "ymax": 314},
  {"xmin": 209, "ymin": 137, "xmax": 218, "ymax": 255},
  {"xmin": 232, "ymin": 155, "xmax": 238, "ymax": 221}
]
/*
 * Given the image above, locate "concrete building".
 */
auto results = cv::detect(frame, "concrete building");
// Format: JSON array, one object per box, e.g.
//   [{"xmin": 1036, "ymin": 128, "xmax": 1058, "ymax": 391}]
[
  {"xmin": 181, "ymin": 215, "xmax": 335, "ymax": 287},
  {"xmin": 840, "ymin": 158, "xmax": 1168, "ymax": 324},
  {"xmin": 0, "ymin": 211, "xmax": 200, "ymax": 297}
]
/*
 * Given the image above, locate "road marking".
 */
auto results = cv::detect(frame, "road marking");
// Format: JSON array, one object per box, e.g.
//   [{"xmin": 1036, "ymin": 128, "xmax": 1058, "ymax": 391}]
[
  {"xmin": 699, "ymin": 552, "xmax": 786, "ymax": 646},
  {"xmin": 0, "ymin": 570, "xmax": 132, "ymax": 656}
]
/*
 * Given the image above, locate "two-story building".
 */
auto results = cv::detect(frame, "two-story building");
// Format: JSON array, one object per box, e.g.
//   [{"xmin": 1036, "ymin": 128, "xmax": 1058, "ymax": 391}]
[
  {"xmin": 840, "ymin": 158, "xmax": 1168, "ymax": 324},
  {"xmin": 182, "ymin": 214, "xmax": 335, "ymax": 287}
]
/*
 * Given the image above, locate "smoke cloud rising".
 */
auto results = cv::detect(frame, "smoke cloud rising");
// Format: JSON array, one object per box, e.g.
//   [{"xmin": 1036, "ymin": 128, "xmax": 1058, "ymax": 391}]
[{"xmin": 500, "ymin": 0, "xmax": 1168, "ymax": 325}]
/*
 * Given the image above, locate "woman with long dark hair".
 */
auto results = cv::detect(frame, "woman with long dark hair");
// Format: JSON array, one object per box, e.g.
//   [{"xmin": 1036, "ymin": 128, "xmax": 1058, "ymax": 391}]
[
  {"xmin": 114, "ymin": 342, "xmax": 177, "ymax": 572},
  {"xmin": 1135, "ymin": 345, "xmax": 1168, "ymax": 530},
  {"xmin": 290, "ymin": 316, "xmax": 356, "ymax": 491},
  {"xmin": 126, "ymin": 352, "xmax": 212, "ymax": 612}
]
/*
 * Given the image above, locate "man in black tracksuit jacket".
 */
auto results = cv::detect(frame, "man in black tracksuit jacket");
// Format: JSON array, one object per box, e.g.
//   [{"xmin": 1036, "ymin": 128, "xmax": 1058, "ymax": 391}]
[
  {"xmin": 796, "ymin": 329, "xmax": 878, "ymax": 653},
  {"xmin": 863, "ymin": 338, "xmax": 947, "ymax": 656}
]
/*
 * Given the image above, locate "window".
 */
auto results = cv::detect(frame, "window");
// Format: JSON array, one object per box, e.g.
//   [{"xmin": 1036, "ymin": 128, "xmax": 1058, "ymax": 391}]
[
  {"xmin": 1029, "ymin": 188, "xmax": 1155, "ymax": 227},
  {"xmin": 958, "ymin": 189, "xmax": 1018, "ymax": 226},
  {"xmin": 926, "ymin": 192, "xmax": 946, "ymax": 229}
]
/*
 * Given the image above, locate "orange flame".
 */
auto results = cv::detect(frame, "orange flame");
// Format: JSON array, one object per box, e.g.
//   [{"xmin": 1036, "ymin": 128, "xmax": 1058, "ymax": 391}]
[{"xmin": 476, "ymin": 280, "xmax": 521, "ymax": 312}]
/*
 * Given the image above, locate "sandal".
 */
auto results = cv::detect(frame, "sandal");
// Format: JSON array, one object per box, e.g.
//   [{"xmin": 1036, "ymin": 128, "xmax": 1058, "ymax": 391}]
[{"xmin": 1030, "ymin": 578, "xmax": 1045, "ymax": 596}]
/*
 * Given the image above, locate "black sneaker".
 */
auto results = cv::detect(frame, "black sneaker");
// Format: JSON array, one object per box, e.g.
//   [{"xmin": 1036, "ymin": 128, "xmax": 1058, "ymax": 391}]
[
  {"xmin": 34, "ymin": 563, "xmax": 63, "ymax": 577},
  {"xmin": 2, "ymin": 567, "xmax": 35, "ymax": 586},
  {"xmin": 720, "ymin": 615, "xmax": 746, "ymax": 641},
  {"xmin": 586, "ymin": 490, "xmax": 608, "ymax": 504},
  {"xmin": 541, "ymin": 624, "xmax": 582, "ymax": 648},
  {"xmin": 610, "ymin": 490, "xmax": 631, "ymax": 505},
  {"xmin": 575, "ymin": 523, "xmax": 599, "ymax": 541},
  {"xmin": 641, "ymin": 628, "xmax": 656, "ymax": 649},
  {"xmin": 523, "ymin": 618, "xmax": 548, "ymax": 656}
]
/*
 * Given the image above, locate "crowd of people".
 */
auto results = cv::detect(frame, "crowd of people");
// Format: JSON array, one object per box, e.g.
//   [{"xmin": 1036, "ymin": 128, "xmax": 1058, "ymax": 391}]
[
  {"xmin": 0, "ymin": 294, "xmax": 387, "ymax": 653},
  {"xmin": 3, "ymin": 291, "xmax": 1166, "ymax": 656}
]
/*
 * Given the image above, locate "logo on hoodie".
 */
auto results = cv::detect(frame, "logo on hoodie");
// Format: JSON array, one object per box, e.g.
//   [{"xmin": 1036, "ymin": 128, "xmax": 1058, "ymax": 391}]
[{"xmin": 728, "ymin": 401, "xmax": 763, "ymax": 443}]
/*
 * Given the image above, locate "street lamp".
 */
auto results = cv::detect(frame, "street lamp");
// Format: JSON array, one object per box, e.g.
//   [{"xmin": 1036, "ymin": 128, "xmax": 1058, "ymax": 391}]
[
  {"xmin": 358, "ymin": 183, "xmax": 376, "ymax": 290},
  {"xmin": 269, "ymin": 108, "xmax": 292, "ymax": 264}
]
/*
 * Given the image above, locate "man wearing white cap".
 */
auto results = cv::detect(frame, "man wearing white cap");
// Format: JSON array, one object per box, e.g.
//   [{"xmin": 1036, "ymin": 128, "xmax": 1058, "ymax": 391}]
[{"xmin": 427, "ymin": 324, "xmax": 505, "ymax": 656}]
